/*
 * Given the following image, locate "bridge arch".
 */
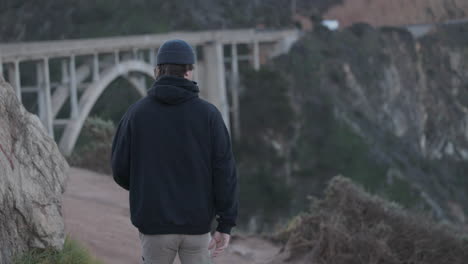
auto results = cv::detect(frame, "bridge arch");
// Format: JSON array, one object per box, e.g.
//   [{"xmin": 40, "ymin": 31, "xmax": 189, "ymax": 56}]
[{"xmin": 59, "ymin": 60, "xmax": 154, "ymax": 155}]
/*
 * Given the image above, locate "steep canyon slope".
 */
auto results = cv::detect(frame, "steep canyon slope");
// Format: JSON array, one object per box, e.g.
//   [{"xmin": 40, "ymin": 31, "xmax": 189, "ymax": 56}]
[{"xmin": 238, "ymin": 22, "xmax": 468, "ymax": 230}]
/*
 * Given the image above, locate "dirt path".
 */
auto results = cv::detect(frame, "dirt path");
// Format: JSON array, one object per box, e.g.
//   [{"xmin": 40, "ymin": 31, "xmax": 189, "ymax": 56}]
[{"xmin": 62, "ymin": 167, "xmax": 281, "ymax": 264}]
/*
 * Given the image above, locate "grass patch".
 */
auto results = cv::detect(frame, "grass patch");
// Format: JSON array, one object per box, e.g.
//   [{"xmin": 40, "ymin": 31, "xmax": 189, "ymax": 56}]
[{"xmin": 14, "ymin": 236, "xmax": 103, "ymax": 264}]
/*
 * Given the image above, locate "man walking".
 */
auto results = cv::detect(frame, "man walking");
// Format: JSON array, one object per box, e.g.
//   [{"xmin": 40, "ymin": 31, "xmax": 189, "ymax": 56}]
[{"xmin": 111, "ymin": 39, "xmax": 239, "ymax": 264}]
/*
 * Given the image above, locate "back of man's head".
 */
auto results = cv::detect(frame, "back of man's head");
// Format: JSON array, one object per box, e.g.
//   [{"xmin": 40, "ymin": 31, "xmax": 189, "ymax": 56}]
[{"xmin": 155, "ymin": 39, "xmax": 195, "ymax": 79}]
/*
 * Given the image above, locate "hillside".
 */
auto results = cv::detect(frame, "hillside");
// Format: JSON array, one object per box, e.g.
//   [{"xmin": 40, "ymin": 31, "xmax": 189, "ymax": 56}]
[
  {"xmin": 236, "ymin": 22, "xmax": 468, "ymax": 231},
  {"xmin": 324, "ymin": 0, "xmax": 468, "ymax": 27},
  {"xmin": 3, "ymin": 0, "xmax": 468, "ymax": 43},
  {"xmin": 0, "ymin": 0, "xmax": 340, "ymax": 42}
]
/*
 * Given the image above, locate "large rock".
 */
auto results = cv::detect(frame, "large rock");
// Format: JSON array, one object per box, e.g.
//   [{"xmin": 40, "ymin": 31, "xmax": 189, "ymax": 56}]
[{"xmin": 0, "ymin": 77, "xmax": 69, "ymax": 263}]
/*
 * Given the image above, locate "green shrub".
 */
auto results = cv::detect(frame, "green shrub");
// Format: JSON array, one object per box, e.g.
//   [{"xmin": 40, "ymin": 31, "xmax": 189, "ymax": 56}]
[
  {"xmin": 235, "ymin": 65, "xmax": 296, "ymax": 232},
  {"xmin": 69, "ymin": 116, "xmax": 115, "ymax": 174},
  {"xmin": 14, "ymin": 236, "xmax": 103, "ymax": 264}
]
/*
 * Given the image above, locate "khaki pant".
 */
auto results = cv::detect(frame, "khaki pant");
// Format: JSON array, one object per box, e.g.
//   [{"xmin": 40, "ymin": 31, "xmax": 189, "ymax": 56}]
[{"xmin": 139, "ymin": 232, "xmax": 212, "ymax": 264}]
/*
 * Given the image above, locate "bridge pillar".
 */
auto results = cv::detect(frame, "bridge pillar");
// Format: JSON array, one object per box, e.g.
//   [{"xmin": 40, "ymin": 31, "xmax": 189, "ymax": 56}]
[
  {"xmin": 44, "ymin": 58, "xmax": 54, "ymax": 138},
  {"xmin": 37, "ymin": 62, "xmax": 46, "ymax": 123},
  {"xmin": 252, "ymin": 40, "xmax": 260, "ymax": 70},
  {"xmin": 93, "ymin": 53, "xmax": 100, "ymax": 81},
  {"xmin": 114, "ymin": 50, "xmax": 120, "ymax": 65},
  {"xmin": 61, "ymin": 59, "xmax": 69, "ymax": 84},
  {"xmin": 69, "ymin": 55, "xmax": 79, "ymax": 119},
  {"xmin": 193, "ymin": 61, "xmax": 199, "ymax": 83},
  {"xmin": 193, "ymin": 46, "xmax": 199, "ymax": 83},
  {"xmin": 0, "ymin": 58, "xmax": 3, "ymax": 81},
  {"xmin": 200, "ymin": 41, "xmax": 230, "ymax": 130},
  {"xmin": 14, "ymin": 61, "xmax": 21, "ymax": 102},
  {"xmin": 230, "ymin": 43, "xmax": 241, "ymax": 140},
  {"xmin": 37, "ymin": 59, "xmax": 54, "ymax": 138},
  {"xmin": 7, "ymin": 61, "xmax": 22, "ymax": 102},
  {"xmin": 149, "ymin": 49, "xmax": 156, "ymax": 66},
  {"xmin": 132, "ymin": 48, "xmax": 147, "ymax": 91}
]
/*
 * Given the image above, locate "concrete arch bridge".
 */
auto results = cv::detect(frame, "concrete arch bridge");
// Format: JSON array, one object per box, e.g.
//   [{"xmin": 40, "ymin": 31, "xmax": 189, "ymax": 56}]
[{"xmin": 0, "ymin": 28, "xmax": 300, "ymax": 155}]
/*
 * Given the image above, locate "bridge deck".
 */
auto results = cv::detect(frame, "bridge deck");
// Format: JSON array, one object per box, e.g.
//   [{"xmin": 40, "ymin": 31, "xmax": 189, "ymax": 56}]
[{"xmin": 0, "ymin": 28, "xmax": 299, "ymax": 63}]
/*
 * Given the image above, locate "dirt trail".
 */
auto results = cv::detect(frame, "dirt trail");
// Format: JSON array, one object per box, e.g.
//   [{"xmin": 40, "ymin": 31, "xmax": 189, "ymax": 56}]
[{"xmin": 62, "ymin": 167, "xmax": 281, "ymax": 264}]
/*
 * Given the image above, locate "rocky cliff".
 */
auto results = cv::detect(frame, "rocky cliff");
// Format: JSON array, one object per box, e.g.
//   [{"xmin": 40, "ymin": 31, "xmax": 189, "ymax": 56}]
[
  {"xmin": 306, "ymin": 23, "xmax": 468, "ymax": 219},
  {"xmin": 321, "ymin": 24, "xmax": 468, "ymax": 162},
  {"xmin": 237, "ymin": 22, "xmax": 468, "ymax": 230},
  {"xmin": 0, "ymin": 77, "xmax": 69, "ymax": 263}
]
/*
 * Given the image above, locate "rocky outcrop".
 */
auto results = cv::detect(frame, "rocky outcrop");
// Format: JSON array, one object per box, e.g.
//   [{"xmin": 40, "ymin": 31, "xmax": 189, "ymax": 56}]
[
  {"xmin": 0, "ymin": 77, "xmax": 69, "ymax": 263},
  {"xmin": 321, "ymin": 24, "xmax": 468, "ymax": 162}
]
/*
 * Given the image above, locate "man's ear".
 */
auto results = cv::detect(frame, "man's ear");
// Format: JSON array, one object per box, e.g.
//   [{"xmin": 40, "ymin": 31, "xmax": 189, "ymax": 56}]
[{"xmin": 184, "ymin": 69, "xmax": 191, "ymax": 78}]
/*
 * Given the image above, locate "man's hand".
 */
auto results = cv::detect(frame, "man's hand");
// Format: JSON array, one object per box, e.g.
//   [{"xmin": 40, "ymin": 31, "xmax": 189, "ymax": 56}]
[{"xmin": 208, "ymin": 231, "xmax": 231, "ymax": 258}]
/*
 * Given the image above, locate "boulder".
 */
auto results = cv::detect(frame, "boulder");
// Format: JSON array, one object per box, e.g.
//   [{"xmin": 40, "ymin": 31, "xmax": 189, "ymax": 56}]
[{"xmin": 0, "ymin": 76, "xmax": 69, "ymax": 263}]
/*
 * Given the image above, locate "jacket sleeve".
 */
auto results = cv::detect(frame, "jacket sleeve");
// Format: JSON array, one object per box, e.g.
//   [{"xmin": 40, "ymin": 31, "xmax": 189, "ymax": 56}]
[
  {"xmin": 211, "ymin": 108, "xmax": 239, "ymax": 235},
  {"xmin": 111, "ymin": 113, "xmax": 131, "ymax": 191}
]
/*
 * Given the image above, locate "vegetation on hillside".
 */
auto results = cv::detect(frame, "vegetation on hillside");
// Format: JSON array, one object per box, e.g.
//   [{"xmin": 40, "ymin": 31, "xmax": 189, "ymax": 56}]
[
  {"xmin": 235, "ymin": 66, "xmax": 296, "ymax": 231},
  {"xmin": 0, "ymin": 0, "xmax": 341, "ymax": 42},
  {"xmin": 235, "ymin": 58, "xmax": 400, "ymax": 232},
  {"xmin": 272, "ymin": 176, "xmax": 468, "ymax": 264}
]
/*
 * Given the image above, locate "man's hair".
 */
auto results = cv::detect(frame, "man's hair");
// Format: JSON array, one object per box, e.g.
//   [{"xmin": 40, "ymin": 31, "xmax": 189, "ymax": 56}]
[{"xmin": 155, "ymin": 64, "xmax": 194, "ymax": 79}]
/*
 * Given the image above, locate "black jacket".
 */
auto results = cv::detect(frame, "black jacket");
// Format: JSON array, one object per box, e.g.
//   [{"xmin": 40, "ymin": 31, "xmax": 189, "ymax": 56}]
[{"xmin": 111, "ymin": 75, "xmax": 238, "ymax": 235}]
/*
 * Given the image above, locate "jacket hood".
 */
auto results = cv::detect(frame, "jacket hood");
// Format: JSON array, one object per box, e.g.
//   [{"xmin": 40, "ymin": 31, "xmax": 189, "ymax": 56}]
[{"xmin": 148, "ymin": 75, "xmax": 200, "ymax": 105}]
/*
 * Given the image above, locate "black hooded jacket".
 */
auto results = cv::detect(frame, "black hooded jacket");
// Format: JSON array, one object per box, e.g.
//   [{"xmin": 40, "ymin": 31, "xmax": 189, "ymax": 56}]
[{"xmin": 111, "ymin": 75, "xmax": 238, "ymax": 235}]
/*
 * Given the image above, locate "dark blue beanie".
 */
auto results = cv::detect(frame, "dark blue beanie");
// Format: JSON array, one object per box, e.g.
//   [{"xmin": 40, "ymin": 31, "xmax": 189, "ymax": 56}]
[{"xmin": 156, "ymin": 39, "xmax": 195, "ymax": 65}]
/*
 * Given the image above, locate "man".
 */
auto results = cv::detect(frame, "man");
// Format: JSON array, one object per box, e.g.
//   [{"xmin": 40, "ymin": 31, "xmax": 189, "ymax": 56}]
[{"xmin": 111, "ymin": 39, "xmax": 239, "ymax": 264}]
